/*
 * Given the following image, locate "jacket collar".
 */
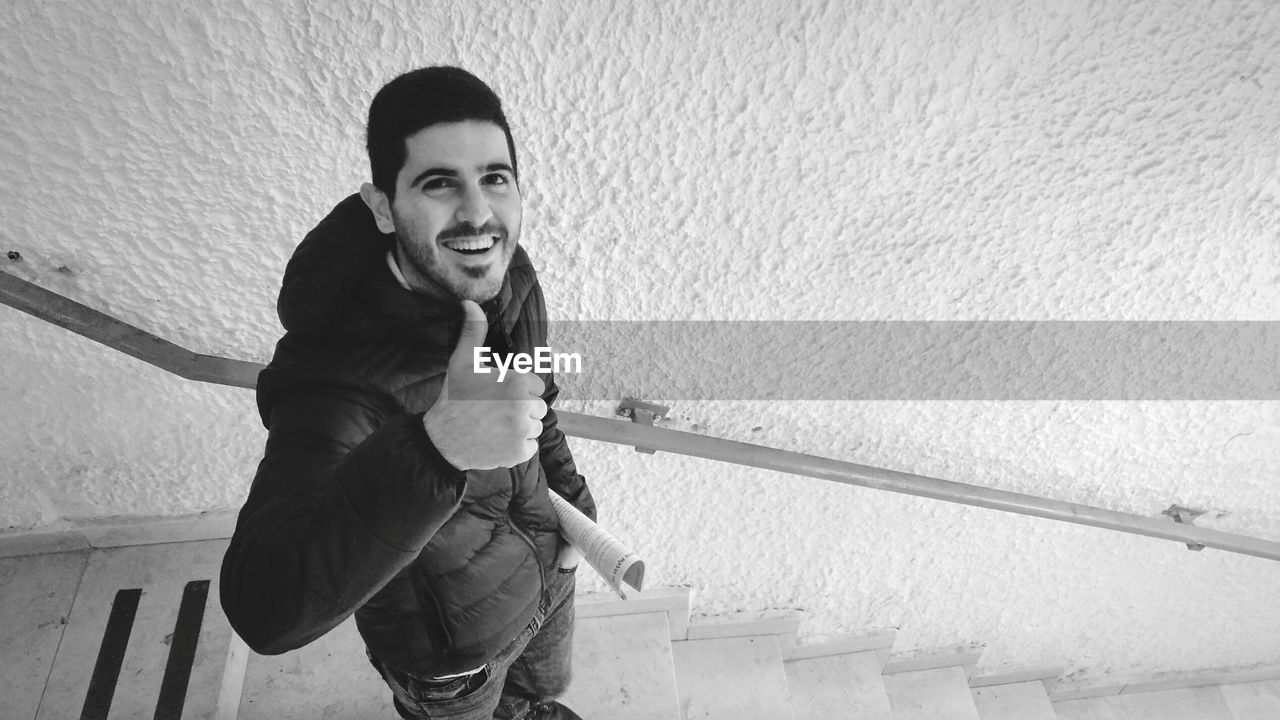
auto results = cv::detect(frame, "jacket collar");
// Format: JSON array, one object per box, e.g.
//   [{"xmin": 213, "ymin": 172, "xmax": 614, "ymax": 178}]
[{"xmin": 277, "ymin": 194, "xmax": 529, "ymax": 347}]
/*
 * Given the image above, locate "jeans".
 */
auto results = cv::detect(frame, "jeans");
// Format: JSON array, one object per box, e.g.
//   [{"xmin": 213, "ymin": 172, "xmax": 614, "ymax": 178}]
[{"xmin": 368, "ymin": 567, "xmax": 577, "ymax": 720}]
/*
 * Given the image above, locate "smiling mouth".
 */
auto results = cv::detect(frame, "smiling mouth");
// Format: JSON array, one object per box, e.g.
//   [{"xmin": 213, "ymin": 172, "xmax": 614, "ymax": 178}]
[{"xmin": 442, "ymin": 235, "xmax": 499, "ymax": 256}]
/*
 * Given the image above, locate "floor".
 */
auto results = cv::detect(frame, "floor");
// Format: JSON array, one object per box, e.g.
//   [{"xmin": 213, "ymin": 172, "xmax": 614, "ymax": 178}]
[
  {"xmin": 0, "ymin": 538, "xmax": 683, "ymax": 720},
  {"xmin": 8, "ymin": 538, "xmax": 1280, "ymax": 720},
  {"xmin": 2, "ymin": 540, "xmax": 239, "ymax": 720}
]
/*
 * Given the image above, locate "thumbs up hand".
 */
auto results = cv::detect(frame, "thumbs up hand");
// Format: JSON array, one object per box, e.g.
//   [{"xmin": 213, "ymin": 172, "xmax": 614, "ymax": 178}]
[{"xmin": 423, "ymin": 300, "xmax": 547, "ymax": 470}]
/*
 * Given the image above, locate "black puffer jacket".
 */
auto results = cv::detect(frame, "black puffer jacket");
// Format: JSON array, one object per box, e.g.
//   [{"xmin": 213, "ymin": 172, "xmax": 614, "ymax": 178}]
[{"xmin": 219, "ymin": 194, "xmax": 595, "ymax": 677}]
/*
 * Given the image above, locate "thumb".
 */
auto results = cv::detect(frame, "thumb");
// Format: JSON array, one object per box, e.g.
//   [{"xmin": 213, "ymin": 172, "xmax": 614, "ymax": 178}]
[{"xmin": 453, "ymin": 299, "xmax": 489, "ymax": 358}]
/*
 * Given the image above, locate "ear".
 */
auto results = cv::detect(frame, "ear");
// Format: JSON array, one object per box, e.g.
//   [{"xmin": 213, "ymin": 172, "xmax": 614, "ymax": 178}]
[{"xmin": 360, "ymin": 182, "xmax": 397, "ymax": 234}]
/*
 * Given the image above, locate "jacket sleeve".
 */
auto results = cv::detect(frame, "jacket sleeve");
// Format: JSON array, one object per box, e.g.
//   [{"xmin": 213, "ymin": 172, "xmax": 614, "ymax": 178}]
[
  {"xmin": 538, "ymin": 375, "xmax": 596, "ymax": 522},
  {"xmin": 522, "ymin": 277, "xmax": 597, "ymax": 523},
  {"xmin": 219, "ymin": 385, "xmax": 467, "ymax": 655}
]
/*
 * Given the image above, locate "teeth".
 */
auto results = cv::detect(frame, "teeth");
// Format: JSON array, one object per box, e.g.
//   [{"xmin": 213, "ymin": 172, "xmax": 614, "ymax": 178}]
[{"xmin": 445, "ymin": 236, "xmax": 497, "ymax": 251}]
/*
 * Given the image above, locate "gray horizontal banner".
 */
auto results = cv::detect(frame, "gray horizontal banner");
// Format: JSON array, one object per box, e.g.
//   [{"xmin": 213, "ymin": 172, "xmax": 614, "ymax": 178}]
[{"xmin": 532, "ymin": 321, "xmax": 1280, "ymax": 400}]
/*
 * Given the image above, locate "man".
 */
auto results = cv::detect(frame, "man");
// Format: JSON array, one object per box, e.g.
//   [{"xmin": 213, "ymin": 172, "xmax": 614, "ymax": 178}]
[{"xmin": 220, "ymin": 66, "xmax": 594, "ymax": 720}]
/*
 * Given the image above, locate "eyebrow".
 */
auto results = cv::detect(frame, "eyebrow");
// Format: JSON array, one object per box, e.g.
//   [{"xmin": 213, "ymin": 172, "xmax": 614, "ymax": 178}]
[{"xmin": 408, "ymin": 163, "xmax": 515, "ymax": 189}]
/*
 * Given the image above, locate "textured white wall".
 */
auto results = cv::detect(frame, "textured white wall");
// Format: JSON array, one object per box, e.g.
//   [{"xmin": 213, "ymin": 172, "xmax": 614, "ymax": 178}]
[{"xmin": 3, "ymin": 0, "xmax": 1279, "ymax": 680}]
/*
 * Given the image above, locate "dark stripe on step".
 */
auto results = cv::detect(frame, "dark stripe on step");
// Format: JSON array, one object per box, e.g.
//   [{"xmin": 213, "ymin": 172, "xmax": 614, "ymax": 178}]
[
  {"xmin": 154, "ymin": 580, "xmax": 211, "ymax": 720},
  {"xmin": 81, "ymin": 588, "xmax": 142, "ymax": 720}
]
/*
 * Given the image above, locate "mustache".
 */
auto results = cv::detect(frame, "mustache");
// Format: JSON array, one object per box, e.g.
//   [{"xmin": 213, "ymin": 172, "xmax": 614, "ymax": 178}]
[{"xmin": 437, "ymin": 221, "xmax": 507, "ymax": 242}]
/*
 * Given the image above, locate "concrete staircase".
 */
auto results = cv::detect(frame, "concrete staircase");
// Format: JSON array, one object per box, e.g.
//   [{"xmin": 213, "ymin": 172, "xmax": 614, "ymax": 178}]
[{"xmin": 3, "ymin": 537, "xmax": 1280, "ymax": 719}]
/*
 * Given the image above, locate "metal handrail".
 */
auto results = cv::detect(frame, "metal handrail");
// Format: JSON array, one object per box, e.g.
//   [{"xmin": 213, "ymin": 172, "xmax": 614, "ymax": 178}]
[{"xmin": 4, "ymin": 268, "xmax": 1278, "ymax": 561}]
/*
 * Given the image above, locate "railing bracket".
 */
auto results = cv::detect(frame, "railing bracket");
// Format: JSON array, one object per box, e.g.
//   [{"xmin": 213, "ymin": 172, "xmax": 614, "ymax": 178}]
[
  {"xmin": 1163, "ymin": 505, "xmax": 1207, "ymax": 551},
  {"xmin": 615, "ymin": 397, "xmax": 668, "ymax": 454}
]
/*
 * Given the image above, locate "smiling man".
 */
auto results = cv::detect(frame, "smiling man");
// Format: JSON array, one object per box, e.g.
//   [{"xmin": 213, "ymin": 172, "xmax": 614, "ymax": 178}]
[
  {"xmin": 220, "ymin": 67, "xmax": 595, "ymax": 720},
  {"xmin": 364, "ymin": 119, "xmax": 521, "ymax": 303}
]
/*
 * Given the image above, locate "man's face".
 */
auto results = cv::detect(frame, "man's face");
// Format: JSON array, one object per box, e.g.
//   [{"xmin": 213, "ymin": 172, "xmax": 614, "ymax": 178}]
[{"xmin": 366, "ymin": 120, "xmax": 521, "ymax": 303}]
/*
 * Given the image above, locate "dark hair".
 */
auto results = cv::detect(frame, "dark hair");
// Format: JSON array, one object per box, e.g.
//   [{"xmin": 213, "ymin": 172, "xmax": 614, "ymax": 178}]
[{"xmin": 366, "ymin": 66, "xmax": 518, "ymax": 199}]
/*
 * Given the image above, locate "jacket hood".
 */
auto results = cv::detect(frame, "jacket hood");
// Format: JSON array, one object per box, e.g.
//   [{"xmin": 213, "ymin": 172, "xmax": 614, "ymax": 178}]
[{"xmin": 276, "ymin": 194, "xmax": 533, "ymax": 347}]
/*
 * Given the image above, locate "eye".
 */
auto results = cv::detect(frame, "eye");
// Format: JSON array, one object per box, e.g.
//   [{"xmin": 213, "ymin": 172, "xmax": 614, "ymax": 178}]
[
  {"xmin": 482, "ymin": 172, "xmax": 511, "ymax": 187},
  {"xmin": 421, "ymin": 177, "xmax": 455, "ymax": 193}
]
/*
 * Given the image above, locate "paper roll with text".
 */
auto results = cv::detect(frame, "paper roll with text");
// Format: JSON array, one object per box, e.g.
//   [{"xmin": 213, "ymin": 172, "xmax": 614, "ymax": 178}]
[{"xmin": 549, "ymin": 493, "xmax": 645, "ymax": 599}]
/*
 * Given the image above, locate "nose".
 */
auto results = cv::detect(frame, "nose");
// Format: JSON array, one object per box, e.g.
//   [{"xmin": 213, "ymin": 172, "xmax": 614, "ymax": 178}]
[{"xmin": 455, "ymin": 183, "xmax": 494, "ymax": 228}]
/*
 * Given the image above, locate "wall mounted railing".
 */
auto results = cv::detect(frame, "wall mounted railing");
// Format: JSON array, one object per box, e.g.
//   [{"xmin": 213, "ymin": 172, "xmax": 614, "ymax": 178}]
[{"xmin": 4, "ymin": 268, "xmax": 1279, "ymax": 562}]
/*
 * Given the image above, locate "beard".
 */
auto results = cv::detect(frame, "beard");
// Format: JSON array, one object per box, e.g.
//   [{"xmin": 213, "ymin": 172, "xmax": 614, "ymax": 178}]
[{"xmin": 392, "ymin": 214, "xmax": 518, "ymax": 303}]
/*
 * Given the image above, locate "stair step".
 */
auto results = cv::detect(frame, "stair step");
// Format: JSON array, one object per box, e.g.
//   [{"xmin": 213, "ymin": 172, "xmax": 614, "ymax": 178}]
[
  {"xmin": 1219, "ymin": 679, "xmax": 1280, "ymax": 720},
  {"xmin": 31, "ymin": 540, "xmax": 235, "ymax": 720},
  {"xmin": 882, "ymin": 666, "xmax": 982, "ymax": 720},
  {"xmin": 13, "ymin": 531, "xmax": 1275, "ymax": 720},
  {"xmin": 883, "ymin": 645, "xmax": 983, "ymax": 676},
  {"xmin": 969, "ymin": 665, "xmax": 1062, "ymax": 688},
  {"xmin": 672, "ymin": 635, "xmax": 795, "ymax": 720},
  {"xmin": 560, "ymin": 611, "xmax": 681, "ymax": 719},
  {"xmin": 577, "ymin": 586, "xmax": 691, "ymax": 640},
  {"xmin": 1053, "ymin": 686, "xmax": 1235, "ymax": 720},
  {"xmin": 684, "ymin": 610, "xmax": 803, "ymax": 640},
  {"xmin": 0, "ymin": 550, "xmax": 88, "ymax": 720},
  {"xmin": 785, "ymin": 651, "xmax": 893, "ymax": 720},
  {"xmin": 1051, "ymin": 666, "xmax": 1280, "ymax": 702},
  {"xmin": 787, "ymin": 630, "xmax": 896, "ymax": 664},
  {"xmin": 237, "ymin": 616, "xmax": 387, "ymax": 719},
  {"xmin": 239, "ymin": 590, "xmax": 689, "ymax": 719},
  {"xmin": 970, "ymin": 681, "xmax": 1057, "ymax": 720}
]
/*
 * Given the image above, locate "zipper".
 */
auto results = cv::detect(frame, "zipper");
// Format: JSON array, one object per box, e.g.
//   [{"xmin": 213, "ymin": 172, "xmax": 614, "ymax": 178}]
[
  {"xmin": 508, "ymin": 467, "xmax": 547, "ymax": 605},
  {"xmin": 411, "ymin": 568, "xmax": 454, "ymax": 661}
]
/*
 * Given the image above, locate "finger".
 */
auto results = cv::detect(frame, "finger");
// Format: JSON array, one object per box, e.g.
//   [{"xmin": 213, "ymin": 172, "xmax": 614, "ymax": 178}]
[
  {"xmin": 520, "ymin": 438, "xmax": 539, "ymax": 463},
  {"xmin": 519, "ymin": 372, "xmax": 545, "ymax": 397},
  {"xmin": 453, "ymin": 300, "xmax": 489, "ymax": 359},
  {"xmin": 506, "ymin": 372, "xmax": 541, "ymax": 398},
  {"xmin": 528, "ymin": 397, "xmax": 548, "ymax": 420}
]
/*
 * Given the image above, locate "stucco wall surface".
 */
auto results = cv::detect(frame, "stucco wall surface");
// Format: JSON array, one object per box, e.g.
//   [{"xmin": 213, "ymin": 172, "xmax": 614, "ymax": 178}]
[{"xmin": 3, "ymin": 0, "xmax": 1279, "ymax": 680}]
